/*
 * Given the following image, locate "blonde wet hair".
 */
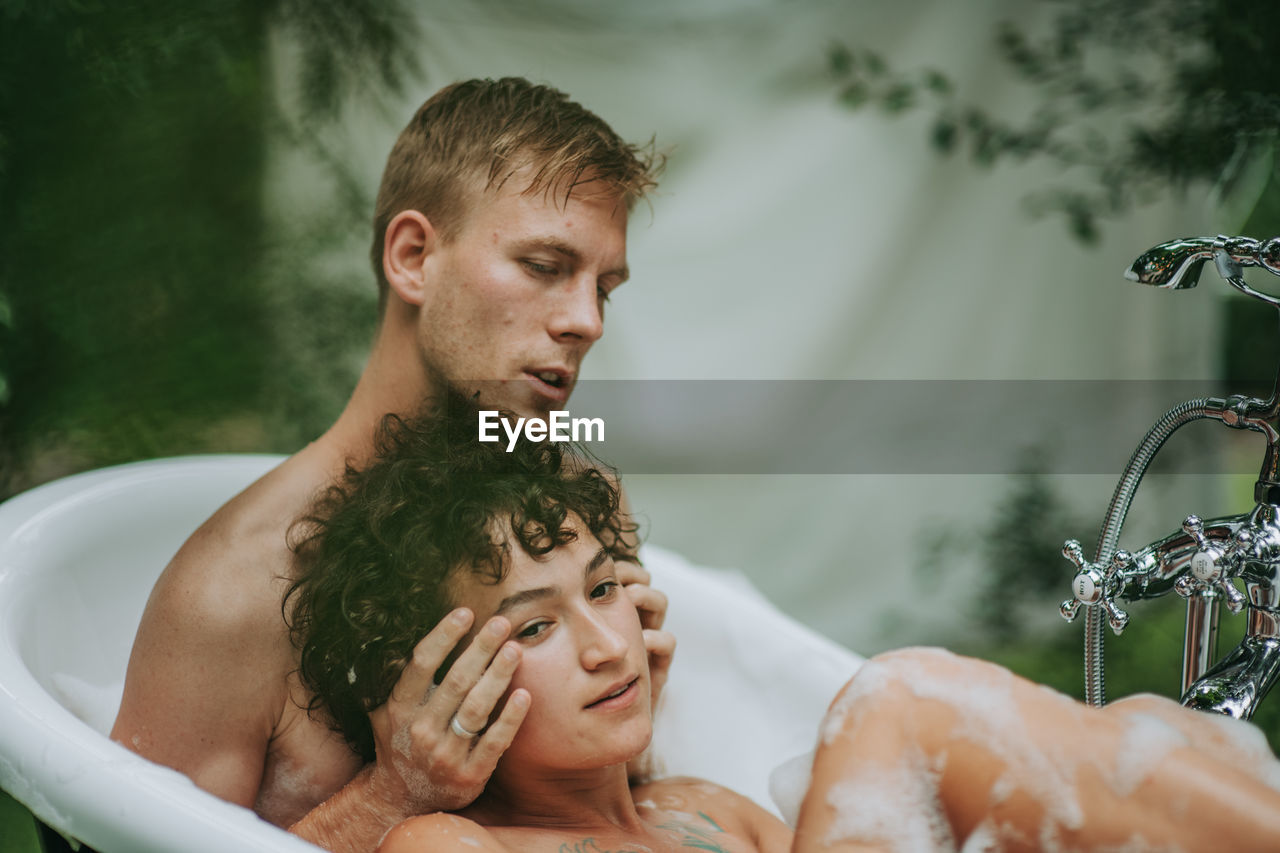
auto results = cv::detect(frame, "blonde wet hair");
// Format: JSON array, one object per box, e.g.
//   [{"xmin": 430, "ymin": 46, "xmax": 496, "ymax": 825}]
[{"xmin": 370, "ymin": 76, "xmax": 662, "ymax": 303}]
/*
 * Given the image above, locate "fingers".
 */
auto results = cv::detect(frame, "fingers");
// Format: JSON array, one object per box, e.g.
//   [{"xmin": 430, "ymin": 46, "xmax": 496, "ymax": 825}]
[
  {"xmin": 451, "ymin": 642, "xmax": 522, "ymax": 735},
  {"xmin": 389, "ymin": 608, "xmax": 475, "ymax": 707},
  {"xmin": 469, "ymin": 688, "xmax": 531, "ymax": 769},
  {"xmin": 644, "ymin": 628, "xmax": 676, "ymax": 710},
  {"xmin": 624, "ymin": 582, "xmax": 668, "ymax": 631},
  {"xmin": 643, "ymin": 627, "xmax": 676, "ymax": 664},
  {"xmin": 615, "ymin": 560, "xmax": 651, "ymax": 587},
  {"xmin": 431, "ymin": 616, "xmax": 513, "ymax": 719}
]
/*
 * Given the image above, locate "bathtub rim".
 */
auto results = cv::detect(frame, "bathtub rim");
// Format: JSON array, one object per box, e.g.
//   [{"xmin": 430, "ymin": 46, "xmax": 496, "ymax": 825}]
[{"xmin": 0, "ymin": 454, "xmax": 322, "ymax": 852}]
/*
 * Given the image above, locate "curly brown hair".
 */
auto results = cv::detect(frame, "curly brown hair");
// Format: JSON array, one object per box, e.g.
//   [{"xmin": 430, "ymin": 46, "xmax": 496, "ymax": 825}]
[{"xmin": 284, "ymin": 398, "xmax": 638, "ymax": 762}]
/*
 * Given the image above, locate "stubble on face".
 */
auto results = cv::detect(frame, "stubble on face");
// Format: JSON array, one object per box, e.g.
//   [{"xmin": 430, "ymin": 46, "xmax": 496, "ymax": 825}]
[{"xmin": 413, "ymin": 172, "xmax": 629, "ymax": 419}]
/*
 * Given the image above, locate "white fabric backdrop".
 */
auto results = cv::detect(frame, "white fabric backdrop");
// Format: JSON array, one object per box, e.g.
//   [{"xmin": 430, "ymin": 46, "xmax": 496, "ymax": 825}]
[{"xmin": 271, "ymin": 0, "xmax": 1229, "ymax": 654}]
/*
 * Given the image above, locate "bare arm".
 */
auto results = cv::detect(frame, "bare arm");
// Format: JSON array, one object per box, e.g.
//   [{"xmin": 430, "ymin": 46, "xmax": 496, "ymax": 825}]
[{"xmin": 111, "ymin": 553, "xmax": 281, "ymax": 808}]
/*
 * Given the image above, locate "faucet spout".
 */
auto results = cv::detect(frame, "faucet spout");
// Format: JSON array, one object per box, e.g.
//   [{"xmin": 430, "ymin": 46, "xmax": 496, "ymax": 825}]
[
  {"xmin": 1124, "ymin": 237, "xmax": 1216, "ymax": 288},
  {"xmin": 1127, "ymin": 234, "xmax": 1280, "ymax": 290},
  {"xmin": 1182, "ymin": 633, "xmax": 1280, "ymax": 720}
]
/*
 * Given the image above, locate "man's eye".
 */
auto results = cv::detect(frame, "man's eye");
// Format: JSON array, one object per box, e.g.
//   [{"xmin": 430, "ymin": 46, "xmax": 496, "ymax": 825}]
[
  {"xmin": 522, "ymin": 260, "xmax": 558, "ymax": 276},
  {"xmin": 597, "ymin": 285, "xmax": 612, "ymax": 303},
  {"xmin": 590, "ymin": 581, "xmax": 619, "ymax": 601}
]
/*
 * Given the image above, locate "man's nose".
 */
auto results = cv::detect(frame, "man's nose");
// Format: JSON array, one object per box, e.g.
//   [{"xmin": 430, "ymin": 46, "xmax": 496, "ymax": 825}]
[{"xmin": 548, "ymin": 276, "xmax": 604, "ymax": 344}]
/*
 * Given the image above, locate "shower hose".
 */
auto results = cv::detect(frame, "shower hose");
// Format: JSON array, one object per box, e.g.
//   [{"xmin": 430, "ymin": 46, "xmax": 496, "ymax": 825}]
[{"xmin": 1084, "ymin": 397, "xmax": 1218, "ymax": 707}]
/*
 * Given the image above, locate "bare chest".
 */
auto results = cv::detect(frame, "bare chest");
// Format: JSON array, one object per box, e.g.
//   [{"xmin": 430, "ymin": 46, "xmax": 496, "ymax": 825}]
[
  {"xmin": 253, "ymin": 684, "xmax": 364, "ymax": 828},
  {"xmin": 490, "ymin": 812, "xmax": 761, "ymax": 853}
]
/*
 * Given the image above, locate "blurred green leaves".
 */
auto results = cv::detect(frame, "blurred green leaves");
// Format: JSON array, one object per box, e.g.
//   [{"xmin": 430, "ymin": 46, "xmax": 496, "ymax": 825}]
[
  {"xmin": 827, "ymin": 0, "xmax": 1280, "ymax": 244},
  {"xmin": 0, "ymin": 0, "xmax": 417, "ymax": 496},
  {"xmin": 0, "ymin": 293, "xmax": 10, "ymax": 405}
]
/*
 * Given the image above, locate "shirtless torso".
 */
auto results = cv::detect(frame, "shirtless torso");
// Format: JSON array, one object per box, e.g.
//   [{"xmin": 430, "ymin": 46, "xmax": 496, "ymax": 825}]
[
  {"xmin": 111, "ymin": 441, "xmax": 362, "ymax": 826},
  {"xmin": 382, "ymin": 777, "xmax": 791, "ymax": 853}
]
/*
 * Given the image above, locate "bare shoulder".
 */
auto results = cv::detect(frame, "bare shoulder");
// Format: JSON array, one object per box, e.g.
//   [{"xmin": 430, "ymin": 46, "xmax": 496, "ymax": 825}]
[
  {"xmin": 378, "ymin": 813, "xmax": 506, "ymax": 853},
  {"xmin": 110, "ymin": 446, "xmax": 344, "ymax": 800},
  {"xmin": 635, "ymin": 777, "xmax": 792, "ymax": 852},
  {"xmin": 636, "ymin": 775, "xmax": 754, "ymax": 811},
  {"xmin": 148, "ymin": 447, "xmax": 335, "ymax": 631}
]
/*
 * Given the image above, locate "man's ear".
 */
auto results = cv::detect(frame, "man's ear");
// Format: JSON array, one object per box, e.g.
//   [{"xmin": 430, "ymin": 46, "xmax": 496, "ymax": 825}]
[{"xmin": 383, "ymin": 210, "xmax": 437, "ymax": 306}]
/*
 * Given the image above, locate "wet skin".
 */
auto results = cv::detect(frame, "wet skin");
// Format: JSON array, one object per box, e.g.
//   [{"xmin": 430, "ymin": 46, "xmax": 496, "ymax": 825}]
[
  {"xmin": 378, "ymin": 517, "xmax": 791, "ymax": 853},
  {"xmin": 110, "ymin": 173, "xmax": 666, "ymax": 852},
  {"xmin": 394, "ymin": 175, "xmax": 631, "ymax": 418}
]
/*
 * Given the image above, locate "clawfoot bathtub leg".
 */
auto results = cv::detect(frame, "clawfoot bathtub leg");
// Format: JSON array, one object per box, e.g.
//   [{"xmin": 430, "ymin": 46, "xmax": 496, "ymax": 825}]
[{"xmin": 792, "ymin": 648, "xmax": 1280, "ymax": 853}]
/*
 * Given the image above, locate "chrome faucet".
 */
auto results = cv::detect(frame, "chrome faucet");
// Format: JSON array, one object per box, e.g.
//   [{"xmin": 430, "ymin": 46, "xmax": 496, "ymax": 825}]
[{"xmin": 1060, "ymin": 234, "xmax": 1280, "ymax": 719}]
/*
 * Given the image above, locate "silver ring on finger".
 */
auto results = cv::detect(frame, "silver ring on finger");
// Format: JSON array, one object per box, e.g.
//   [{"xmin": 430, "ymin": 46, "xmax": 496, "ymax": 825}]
[{"xmin": 450, "ymin": 715, "xmax": 480, "ymax": 739}]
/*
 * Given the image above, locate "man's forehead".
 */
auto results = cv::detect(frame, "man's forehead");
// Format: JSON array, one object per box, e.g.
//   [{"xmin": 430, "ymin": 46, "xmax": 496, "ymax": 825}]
[{"xmin": 487, "ymin": 161, "xmax": 630, "ymax": 211}]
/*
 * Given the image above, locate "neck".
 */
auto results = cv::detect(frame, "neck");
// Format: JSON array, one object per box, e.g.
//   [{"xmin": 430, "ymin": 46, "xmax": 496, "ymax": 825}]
[
  {"xmin": 465, "ymin": 762, "xmax": 643, "ymax": 835},
  {"xmin": 313, "ymin": 305, "xmax": 437, "ymax": 469}
]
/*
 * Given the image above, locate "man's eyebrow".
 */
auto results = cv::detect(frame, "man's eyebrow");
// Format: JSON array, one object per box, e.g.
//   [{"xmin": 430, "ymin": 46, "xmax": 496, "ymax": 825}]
[
  {"xmin": 493, "ymin": 547, "xmax": 612, "ymax": 616},
  {"xmin": 515, "ymin": 237, "xmax": 629, "ymax": 283}
]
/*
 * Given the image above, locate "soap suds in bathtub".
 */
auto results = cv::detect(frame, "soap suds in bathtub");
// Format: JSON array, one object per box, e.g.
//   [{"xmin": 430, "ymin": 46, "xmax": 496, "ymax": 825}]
[
  {"xmin": 768, "ymin": 749, "xmax": 814, "ymax": 828},
  {"xmin": 823, "ymin": 743, "xmax": 954, "ymax": 853}
]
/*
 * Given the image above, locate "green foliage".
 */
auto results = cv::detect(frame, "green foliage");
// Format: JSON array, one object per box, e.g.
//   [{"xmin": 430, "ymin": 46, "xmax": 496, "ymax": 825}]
[
  {"xmin": 0, "ymin": 790, "xmax": 37, "ymax": 853},
  {"xmin": 917, "ymin": 448, "xmax": 1096, "ymax": 642},
  {"xmin": 0, "ymin": 293, "xmax": 10, "ymax": 405},
  {"xmin": 0, "ymin": 0, "xmax": 417, "ymax": 496},
  {"xmin": 827, "ymin": 0, "xmax": 1280, "ymax": 243}
]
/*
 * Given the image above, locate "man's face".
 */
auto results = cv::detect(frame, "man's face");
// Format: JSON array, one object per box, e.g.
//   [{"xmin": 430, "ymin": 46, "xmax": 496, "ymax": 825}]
[
  {"xmin": 450, "ymin": 517, "xmax": 651, "ymax": 774},
  {"xmin": 416, "ymin": 176, "xmax": 630, "ymax": 418}
]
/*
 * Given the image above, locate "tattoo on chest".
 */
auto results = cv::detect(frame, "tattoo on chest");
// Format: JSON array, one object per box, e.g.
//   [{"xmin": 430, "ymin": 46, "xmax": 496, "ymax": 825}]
[
  {"xmin": 558, "ymin": 840, "xmax": 645, "ymax": 853},
  {"xmin": 558, "ymin": 811, "xmax": 732, "ymax": 853}
]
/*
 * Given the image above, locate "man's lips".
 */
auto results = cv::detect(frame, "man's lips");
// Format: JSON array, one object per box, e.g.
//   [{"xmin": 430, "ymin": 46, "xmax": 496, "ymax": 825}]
[
  {"xmin": 585, "ymin": 676, "xmax": 639, "ymax": 710},
  {"xmin": 524, "ymin": 368, "xmax": 573, "ymax": 400}
]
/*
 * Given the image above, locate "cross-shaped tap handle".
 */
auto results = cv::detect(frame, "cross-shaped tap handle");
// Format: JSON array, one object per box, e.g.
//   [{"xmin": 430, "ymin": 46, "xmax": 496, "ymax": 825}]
[{"xmin": 1060, "ymin": 539, "xmax": 1130, "ymax": 634}]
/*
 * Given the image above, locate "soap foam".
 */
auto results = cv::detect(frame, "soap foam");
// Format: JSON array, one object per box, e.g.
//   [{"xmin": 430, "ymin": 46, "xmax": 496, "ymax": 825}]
[
  {"xmin": 767, "ymin": 749, "xmax": 814, "ymax": 827},
  {"xmin": 1108, "ymin": 712, "xmax": 1188, "ymax": 798},
  {"xmin": 1200, "ymin": 712, "xmax": 1280, "ymax": 791},
  {"xmin": 820, "ymin": 648, "xmax": 1096, "ymax": 848},
  {"xmin": 823, "ymin": 743, "xmax": 954, "ymax": 853}
]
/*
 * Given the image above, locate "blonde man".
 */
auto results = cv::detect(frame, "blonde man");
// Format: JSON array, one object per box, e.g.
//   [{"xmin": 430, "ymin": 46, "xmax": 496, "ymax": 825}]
[{"xmin": 111, "ymin": 78, "xmax": 670, "ymax": 853}]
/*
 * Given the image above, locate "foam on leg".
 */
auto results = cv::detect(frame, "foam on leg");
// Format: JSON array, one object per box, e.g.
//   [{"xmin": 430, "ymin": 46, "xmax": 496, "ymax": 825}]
[{"xmin": 800, "ymin": 648, "xmax": 1280, "ymax": 851}]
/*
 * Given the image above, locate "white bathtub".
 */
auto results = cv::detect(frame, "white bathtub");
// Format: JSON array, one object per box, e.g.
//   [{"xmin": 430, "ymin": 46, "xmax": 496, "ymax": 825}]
[{"xmin": 0, "ymin": 455, "xmax": 860, "ymax": 852}]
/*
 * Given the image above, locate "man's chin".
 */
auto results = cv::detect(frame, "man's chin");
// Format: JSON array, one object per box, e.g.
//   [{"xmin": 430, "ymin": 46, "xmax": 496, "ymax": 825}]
[{"xmin": 452, "ymin": 381, "xmax": 558, "ymax": 420}]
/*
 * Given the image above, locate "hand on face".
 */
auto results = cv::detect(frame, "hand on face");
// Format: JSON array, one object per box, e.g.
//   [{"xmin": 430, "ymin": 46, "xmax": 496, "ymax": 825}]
[
  {"xmin": 616, "ymin": 561, "xmax": 675, "ymax": 713},
  {"xmin": 365, "ymin": 608, "xmax": 529, "ymax": 816}
]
